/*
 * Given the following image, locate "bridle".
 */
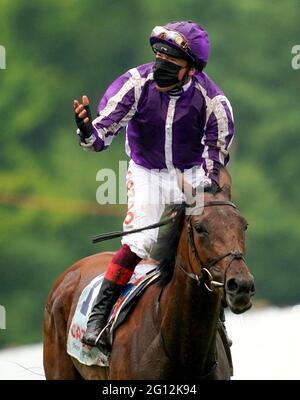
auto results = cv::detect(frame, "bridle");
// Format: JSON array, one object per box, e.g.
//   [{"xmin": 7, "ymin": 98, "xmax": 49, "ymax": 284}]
[
  {"xmin": 177, "ymin": 200, "xmax": 245, "ymax": 292},
  {"xmin": 157, "ymin": 200, "xmax": 243, "ymax": 376}
]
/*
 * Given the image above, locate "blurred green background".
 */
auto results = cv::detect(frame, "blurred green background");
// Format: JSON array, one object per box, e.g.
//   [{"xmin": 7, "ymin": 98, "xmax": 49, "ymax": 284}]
[{"xmin": 0, "ymin": 0, "xmax": 299, "ymax": 348}]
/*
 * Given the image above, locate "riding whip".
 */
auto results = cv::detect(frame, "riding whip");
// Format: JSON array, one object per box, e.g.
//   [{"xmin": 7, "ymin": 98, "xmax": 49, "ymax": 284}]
[{"xmin": 92, "ymin": 217, "xmax": 173, "ymax": 244}]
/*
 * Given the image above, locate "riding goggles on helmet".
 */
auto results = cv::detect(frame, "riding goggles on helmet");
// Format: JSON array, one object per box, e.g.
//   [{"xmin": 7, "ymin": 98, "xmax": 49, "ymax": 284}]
[{"xmin": 150, "ymin": 26, "xmax": 190, "ymax": 51}]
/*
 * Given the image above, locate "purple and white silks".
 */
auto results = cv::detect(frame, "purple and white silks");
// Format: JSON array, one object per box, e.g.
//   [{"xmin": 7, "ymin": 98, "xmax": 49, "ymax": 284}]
[{"xmin": 81, "ymin": 62, "xmax": 234, "ymax": 185}]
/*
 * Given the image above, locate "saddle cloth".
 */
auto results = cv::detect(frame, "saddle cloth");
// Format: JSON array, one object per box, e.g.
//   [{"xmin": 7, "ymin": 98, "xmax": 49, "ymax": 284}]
[{"xmin": 67, "ymin": 263, "xmax": 160, "ymax": 367}]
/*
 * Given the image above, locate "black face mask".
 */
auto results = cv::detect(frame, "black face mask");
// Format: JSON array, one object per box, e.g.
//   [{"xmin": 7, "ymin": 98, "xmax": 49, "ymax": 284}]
[{"xmin": 153, "ymin": 59, "xmax": 183, "ymax": 88}]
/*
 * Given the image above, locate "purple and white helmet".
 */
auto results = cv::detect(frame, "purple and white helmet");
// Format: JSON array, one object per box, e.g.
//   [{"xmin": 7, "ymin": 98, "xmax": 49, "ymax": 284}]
[{"xmin": 150, "ymin": 21, "xmax": 210, "ymax": 70}]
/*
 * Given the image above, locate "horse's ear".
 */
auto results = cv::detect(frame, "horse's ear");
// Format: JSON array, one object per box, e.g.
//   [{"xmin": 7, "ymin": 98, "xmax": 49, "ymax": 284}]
[
  {"xmin": 218, "ymin": 167, "xmax": 232, "ymax": 200},
  {"xmin": 176, "ymin": 172, "xmax": 196, "ymax": 205}
]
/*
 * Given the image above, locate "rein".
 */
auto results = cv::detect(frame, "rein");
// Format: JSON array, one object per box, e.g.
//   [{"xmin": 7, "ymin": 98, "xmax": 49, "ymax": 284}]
[{"xmin": 178, "ymin": 200, "xmax": 245, "ymax": 292}]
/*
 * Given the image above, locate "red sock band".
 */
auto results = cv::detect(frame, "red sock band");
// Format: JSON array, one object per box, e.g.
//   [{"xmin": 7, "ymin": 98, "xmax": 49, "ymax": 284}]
[
  {"xmin": 104, "ymin": 244, "xmax": 142, "ymax": 286},
  {"xmin": 104, "ymin": 263, "xmax": 134, "ymax": 286}
]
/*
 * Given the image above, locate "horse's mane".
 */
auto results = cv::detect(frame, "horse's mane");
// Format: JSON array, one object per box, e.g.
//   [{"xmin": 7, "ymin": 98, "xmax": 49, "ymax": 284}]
[
  {"xmin": 154, "ymin": 202, "xmax": 187, "ymax": 288},
  {"xmin": 154, "ymin": 184, "xmax": 222, "ymax": 287}
]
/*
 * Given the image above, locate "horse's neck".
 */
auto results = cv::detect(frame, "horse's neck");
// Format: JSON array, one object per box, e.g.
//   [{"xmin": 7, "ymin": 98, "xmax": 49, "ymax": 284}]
[{"xmin": 159, "ymin": 229, "xmax": 221, "ymax": 375}]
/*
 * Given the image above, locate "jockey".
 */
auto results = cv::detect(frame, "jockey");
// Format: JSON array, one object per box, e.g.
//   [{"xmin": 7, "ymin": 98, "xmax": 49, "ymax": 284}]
[{"xmin": 74, "ymin": 21, "xmax": 235, "ymax": 349}]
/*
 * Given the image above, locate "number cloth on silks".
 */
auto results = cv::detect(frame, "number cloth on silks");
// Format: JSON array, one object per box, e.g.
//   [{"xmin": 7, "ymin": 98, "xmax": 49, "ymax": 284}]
[{"xmin": 67, "ymin": 264, "xmax": 160, "ymax": 367}]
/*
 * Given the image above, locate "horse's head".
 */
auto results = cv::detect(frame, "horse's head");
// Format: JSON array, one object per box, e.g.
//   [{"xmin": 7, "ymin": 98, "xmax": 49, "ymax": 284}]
[{"xmin": 181, "ymin": 168, "xmax": 255, "ymax": 314}]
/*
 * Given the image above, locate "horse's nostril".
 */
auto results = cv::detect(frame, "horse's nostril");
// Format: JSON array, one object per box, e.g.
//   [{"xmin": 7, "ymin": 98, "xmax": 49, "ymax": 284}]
[
  {"xmin": 226, "ymin": 277, "xmax": 255, "ymax": 295},
  {"xmin": 226, "ymin": 278, "xmax": 238, "ymax": 293}
]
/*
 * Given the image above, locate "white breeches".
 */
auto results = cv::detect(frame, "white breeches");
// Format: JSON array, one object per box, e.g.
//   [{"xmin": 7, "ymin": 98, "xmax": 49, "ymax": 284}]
[{"xmin": 121, "ymin": 160, "xmax": 206, "ymax": 259}]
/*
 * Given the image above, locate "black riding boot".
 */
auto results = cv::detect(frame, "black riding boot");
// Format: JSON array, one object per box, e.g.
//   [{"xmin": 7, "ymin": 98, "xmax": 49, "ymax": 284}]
[{"xmin": 82, "ymin": 278, "xmax": 123, "ymax": 349}]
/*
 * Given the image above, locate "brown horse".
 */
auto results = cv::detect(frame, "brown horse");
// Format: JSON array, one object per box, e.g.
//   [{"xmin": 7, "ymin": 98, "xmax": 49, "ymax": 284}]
[{"xmin": 43, "ymin": 168, "xmax": 255, "ymax": 380}]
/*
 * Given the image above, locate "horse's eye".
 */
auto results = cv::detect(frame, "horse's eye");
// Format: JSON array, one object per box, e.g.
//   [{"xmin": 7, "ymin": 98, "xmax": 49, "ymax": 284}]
[
  {"xmin": 244, "ymin": 223, "xmax": 249, "ymax": 231},
  {"xmin": 194, "ymin": 224, "xmax": 208, "ymax": 235}
]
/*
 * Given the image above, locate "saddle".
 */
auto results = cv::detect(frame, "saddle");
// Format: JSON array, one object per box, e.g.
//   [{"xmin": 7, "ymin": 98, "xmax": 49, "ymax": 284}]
[{"xmin": 67, "ymin": 264, "xmax": 160, "ymax": 367}]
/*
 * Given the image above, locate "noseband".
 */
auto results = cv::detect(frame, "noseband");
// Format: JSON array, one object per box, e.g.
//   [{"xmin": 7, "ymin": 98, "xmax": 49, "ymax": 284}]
[{"xmin": 177, "ymin": 200, "xmax": 245, "ymax": 292}]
